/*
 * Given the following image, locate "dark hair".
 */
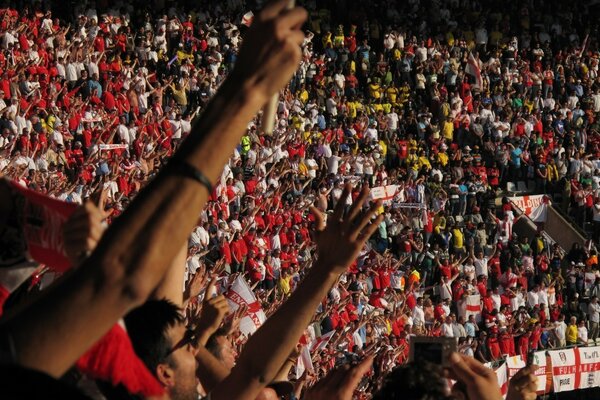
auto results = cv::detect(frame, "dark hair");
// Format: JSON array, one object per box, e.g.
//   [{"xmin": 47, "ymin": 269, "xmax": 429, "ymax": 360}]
[
  {"xmin": 124, "ymin": 299, "xmax": 184, "ymax": 373},
  {"xmin": 373, "ymin": 361, "xmax": 450, "ymax": 400},
  {"xmin": 205, "ymin": 328, "xmax": 230, "ymax": 361}
]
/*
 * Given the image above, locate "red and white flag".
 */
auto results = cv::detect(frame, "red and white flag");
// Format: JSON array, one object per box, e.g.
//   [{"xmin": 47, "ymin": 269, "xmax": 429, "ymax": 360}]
[
  {"xmin": 226, "ymin": 275, "xmax": 266, "ymax": 336},
  {"xmin": 483, "ymin": 361, "xmax": 508, "ymax": 399},
  {"xmin": 549, "ymin": 348, "xmax": 578, "ymax": 392},
  {"xmin": 310, "ymin": 330, "xmax": 335, "ymax": 352},
  {"xmin": 241, "ymin": 11, "xmax": 254, "ymax": 27},
  {"xmin": 505, "ymin": 355, "xmax": 526, "ymax": 379},
  {"xmin": 465, "ymin": 294, "xmax": 482, "ymax": 323},
  {"xmin": 296, "ymin": 345, "xmax": 315, "ymax": 379},
  {"xmin": 370, "ymin": 185, "xmax": 398, "ymax": 204},
  {"xmin": 531, "ymin": 351, "xmax": 550, "ymax": 395},
  {"xmin": 577, "ymin": 346, "xmax": 600, "ymax": 389},
  {"xmin": 466, "ymin": 52, "xmax": 483, "ymax": 89}
]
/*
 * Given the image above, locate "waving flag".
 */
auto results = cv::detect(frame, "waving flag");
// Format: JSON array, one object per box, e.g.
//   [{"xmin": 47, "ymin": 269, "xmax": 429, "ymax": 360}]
[
  {"xmin": 241, "ymin": 11, "xmax": 254, "ymax": 27},
  {"xmin": 310, "ymin": 330, "xmax": 335, "ymax": 352},
  {"xmin": 466, "ymin": 52, "xmax": 483, "ymax": 89},
  {"xmin": 226, "ymin": 275, "xmax": 266, "ymax": 336}
]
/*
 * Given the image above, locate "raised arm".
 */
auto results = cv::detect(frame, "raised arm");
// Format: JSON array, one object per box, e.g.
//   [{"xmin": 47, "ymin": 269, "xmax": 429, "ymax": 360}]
[
  {"xmin": 0, "ymin": 0, "xmax": 307, "ymax": 378},
  {"xmin": 212, "ymin": 185, "xmax": 382, "ymax": 400}
]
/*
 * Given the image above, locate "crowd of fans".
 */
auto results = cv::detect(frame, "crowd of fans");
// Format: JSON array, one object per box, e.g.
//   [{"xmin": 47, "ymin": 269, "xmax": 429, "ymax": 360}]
[{"xmin": 0, "ymin": 0, "xmax": 600, "ymax": 398}]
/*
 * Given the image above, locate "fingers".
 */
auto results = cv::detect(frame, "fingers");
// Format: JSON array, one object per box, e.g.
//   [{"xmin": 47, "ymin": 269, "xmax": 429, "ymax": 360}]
[
  {"xmin": 205, "ymin": 275, "xmax": 219, "ymax": 299},
  {"xmin": 275, "ymin": 7, "xmax": 308, "ymax": 38},
  {"xmin": 339, "ymin": 355, "xmax": 374, "ymax": 392},
  {"xmin": 449, "ymin": 353, "xmax": 496, "ymax": 384},
  {"xmin": 351, "ymin": 201, "xmax": 382, "ymax": 241},
  {"xmin": 345, "ymin": 186, "xmax": 369, "ymax": 225},
  {"xmin": 260, "ymin": 0, "xmax": 296, "ymax": 20},
  {"xmin": 207, "ymin": 295, "xmax": 230, "ymax": 313},
  {"xmin": 458, "ymin": 354, "xmax": 496, "ymax": 379},
  {"xmin": 447, "ymin": 352, "xmax": 481, "ymax": 382},
  {"xmin": 509, "ymin": 365, "xmax": 538, "ymax": 400},
  {"xmin": 332, "ymin": 184, "xmax": 350, "ymax": 223}
]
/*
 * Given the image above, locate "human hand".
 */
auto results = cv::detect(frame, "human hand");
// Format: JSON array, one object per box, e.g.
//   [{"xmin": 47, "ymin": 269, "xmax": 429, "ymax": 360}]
[
  {"xmin": 506, "ymin": 365, "xmax": 538, "ymax": 400},
  {"xmin": 310, "ymin": 184, "xmax": 382, "ymax": 274},
  {"xmin": 447, "ymin": 353, "xmax": 502, "ymax": 400},
  {"xmin": 230, "ymin": 0, "xmax": 307, "ymax": 102},
  {"xmin": 62, "ymin": 201, "xmax": 105, "ymax": 265},
  {"xmin": 303, "ymin": 355, "xmax": 374, "ymax": 400},
  {"xmin": 196, "ymin": 276, "xmax": 230, "ymax": 345}
]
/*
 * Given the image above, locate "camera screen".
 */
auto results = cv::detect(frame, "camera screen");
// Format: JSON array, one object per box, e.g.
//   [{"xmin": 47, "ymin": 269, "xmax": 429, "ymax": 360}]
[{"xmin": 413, "ymin": 342, "xmax": 443, "ymax": 364}]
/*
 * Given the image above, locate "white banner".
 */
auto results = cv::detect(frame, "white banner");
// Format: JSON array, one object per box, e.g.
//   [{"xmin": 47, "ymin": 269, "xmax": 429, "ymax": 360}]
[
  {"xmin": 98, "ymin": 144, "xmax": 128, "ymax": 151},
  {"xmin": 577, "ymin": 346, "xmax": 600, "ymax": 390},
  {"xmin": 225, "ymin": 275, "xmax": 266, "ymax": 337},
  {"xmin": 531, "ymin": 350, "xmax": 549, "ymax": 395},
  {"xmin": 370, "ymin": 185, "xmax": 398, "ymax": 204},
  {"xmin": 549, "ymin": 348, "xmax": 578, "ymax": 392},
  {"xmin": 509, "ymin": 195, "xmax": 548, "ymax": 222}
]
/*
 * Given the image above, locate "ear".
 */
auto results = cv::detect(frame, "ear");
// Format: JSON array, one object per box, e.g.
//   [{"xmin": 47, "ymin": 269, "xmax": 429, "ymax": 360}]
[{"xmin": 156, "ymin": 363, "xmax": 175, "ymax": 388}]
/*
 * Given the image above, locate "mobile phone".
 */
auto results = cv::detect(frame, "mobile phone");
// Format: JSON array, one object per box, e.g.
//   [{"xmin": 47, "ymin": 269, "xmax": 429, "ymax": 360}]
[{"xmin": 409, "ymin": 336, "xmax": 458, "ymax": 366}]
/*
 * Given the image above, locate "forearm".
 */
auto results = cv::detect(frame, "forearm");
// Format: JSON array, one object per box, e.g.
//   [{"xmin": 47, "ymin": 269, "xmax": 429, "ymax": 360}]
[
  {"xmin": 213, "ymin": 263, "xmax": 338, "ymax": 399},
  {"xmin": 195, "ymin": 345, "xmax": 230, "ymax": 392},
  {"xmin": 3, "ymin": 76, "xmax": 265, "ymax": 377},
  {"xmin": 151, "ymin": 243, "xmax": 188, "ymax": 305}
]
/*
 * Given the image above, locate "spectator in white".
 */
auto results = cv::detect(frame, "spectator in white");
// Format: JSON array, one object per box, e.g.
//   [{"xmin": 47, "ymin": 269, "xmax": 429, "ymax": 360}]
[
  {"xmin": 442, "ymin": 315, "xmax": 454, "ymax": 337},
  {"xmin": 578, "ymin": 320, "xmax": 588, "ymax": 345},
  {"xmin": 554, "ymin": 315, "xmax": 567, "ymax": 347},
  {"xmin": 527, "ymin": 285, "xmax": 540, "ymax": 308},
  {"xmin": 412, "ymin": 297, "xmax": 425, "ymax": 327}
]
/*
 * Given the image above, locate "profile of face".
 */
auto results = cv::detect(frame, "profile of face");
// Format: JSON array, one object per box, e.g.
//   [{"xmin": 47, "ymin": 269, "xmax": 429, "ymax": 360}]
[
  {"xmin": 159, "ymin": 322, "xmax": 199, "ymax": 400},
  {"xmin": 215, "ymin": 334, "xmax": 238, "ymax": 370}
]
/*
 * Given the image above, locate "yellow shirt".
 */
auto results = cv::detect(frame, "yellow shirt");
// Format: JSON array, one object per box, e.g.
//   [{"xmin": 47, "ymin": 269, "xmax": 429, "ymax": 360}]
[
  {"xmin": 369, "ymin": 83, "xmax": 381, "ymax": 99},
  {"xmin": 347, "ymin": 101, "xmax": 357, "ymax": 118},
  {"xmin": 443, "ymin": 121, "xmax": 454, "ymax": 141},
  {"xmin": 278, "ymin": 276, "xmax": 291, "ymax": 295},
  {"xmin": 418, "ymin": 156, "xmax": 432, "ymax": 170},
  {"xmin": 378, "ymin": 140, "xmax": 387, "ymax": 157},
  {"xmin": 437, "ymin": 152, "xmax": 449, "ymax": 167},
  {"xmin": 452, "ymin": 228, "xmax": 464, "ymax": 249},
  {"xmin": 567, "ymin": 325, "xmax": 578, "ymax": 343},
  {"xmin": 299, "ymin": 89, "xmax": 309, "ymax": 104},
  {"xmin": 386, "ymin": 87, "xmax": 398, "ymax": 104}
]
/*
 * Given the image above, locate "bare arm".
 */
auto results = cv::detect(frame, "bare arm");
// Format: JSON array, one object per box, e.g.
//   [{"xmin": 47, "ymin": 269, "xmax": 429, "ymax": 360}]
[
  {"xmin": 212, "ymin": 185, "xmax": 382, "ymax": 400},
  {"xmin": 1, "ymin": 0, "xmax": 306, "ymax": 378}
]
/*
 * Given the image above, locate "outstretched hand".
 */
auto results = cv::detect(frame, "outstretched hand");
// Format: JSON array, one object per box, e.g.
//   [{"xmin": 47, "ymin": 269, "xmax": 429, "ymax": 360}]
[
  {"xmin": 304, "ymin": 355, "xmax": 374, "ymax": 400},
  {"xmin": 446, "ymin": 353, "xmax": 503, "ymax": 400},
  {"xmin": 231, "ymin": 0, "xmax": 307, "ymax": 102},
  {"xmin": 507, "ymin": 365, "xmax": 538, "ymax": 400},
  {"xmin": 196, "ymin": 275, "xmax": 230, "ymax": 346},
  {"xmin": 310, "ymin": 184, "xmax": 382, "ymax": 274}
]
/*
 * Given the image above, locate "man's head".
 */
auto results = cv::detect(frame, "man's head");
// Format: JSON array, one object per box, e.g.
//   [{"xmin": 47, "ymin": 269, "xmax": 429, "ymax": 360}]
[
  {"xmin": 125, "ymin": 300, "xmax": 198, "ymax": 400},
  {"xmin": 206, "ymin": 328, "xmax": 237, "ymax": 370}
]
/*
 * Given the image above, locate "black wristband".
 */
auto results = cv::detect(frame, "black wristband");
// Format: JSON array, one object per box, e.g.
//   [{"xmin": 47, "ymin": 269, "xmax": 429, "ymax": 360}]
[{"xmin": 167, "ymin": 159, "xmax": 214, "ymax": 193}]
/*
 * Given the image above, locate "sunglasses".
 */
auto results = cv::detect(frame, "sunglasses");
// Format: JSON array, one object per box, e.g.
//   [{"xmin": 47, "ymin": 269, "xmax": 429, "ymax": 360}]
[{"xmin": 166, "ymin": 327, "xmax": 197, "ymax": 356}]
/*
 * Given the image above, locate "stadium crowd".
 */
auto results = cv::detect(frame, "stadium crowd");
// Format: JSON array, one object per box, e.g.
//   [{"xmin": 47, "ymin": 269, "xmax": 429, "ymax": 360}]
[{"xmin": 0, "ymin": 0, "xmax": 599, "ymax": 399}]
